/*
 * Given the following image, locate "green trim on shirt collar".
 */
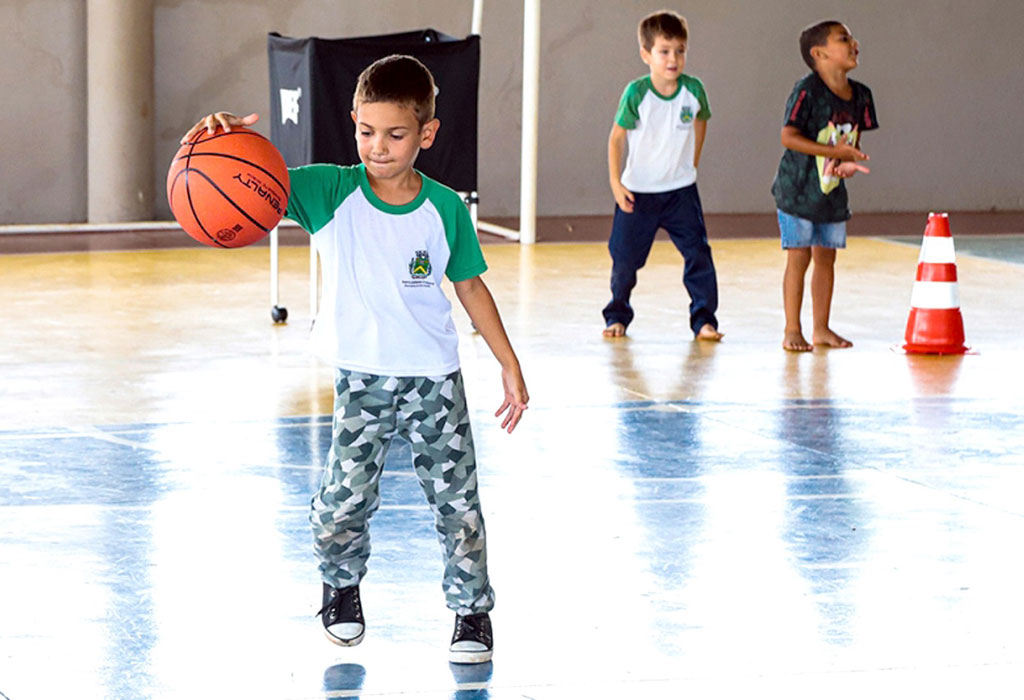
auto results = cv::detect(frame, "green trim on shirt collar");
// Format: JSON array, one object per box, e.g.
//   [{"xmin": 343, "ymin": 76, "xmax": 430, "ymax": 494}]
[
  {"xmin": 646, "ymin": 75, "xmax": 683, "ymax": 101},
  {"xmin": 356, "ymin": 164, "xmax": 431, "ymax": 215}
]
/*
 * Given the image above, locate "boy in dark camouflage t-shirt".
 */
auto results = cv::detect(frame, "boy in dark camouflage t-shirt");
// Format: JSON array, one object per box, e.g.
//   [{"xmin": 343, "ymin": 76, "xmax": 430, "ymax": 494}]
[{"xmin": 770, "ymin": 20, "xmax": 878, "ymax": 351}]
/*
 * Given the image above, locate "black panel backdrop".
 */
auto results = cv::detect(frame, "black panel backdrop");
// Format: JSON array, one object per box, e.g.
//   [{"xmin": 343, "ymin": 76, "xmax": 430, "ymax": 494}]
[{"xmin": 268, "ymin": 29, "xmax": 479, "ymax": 192}]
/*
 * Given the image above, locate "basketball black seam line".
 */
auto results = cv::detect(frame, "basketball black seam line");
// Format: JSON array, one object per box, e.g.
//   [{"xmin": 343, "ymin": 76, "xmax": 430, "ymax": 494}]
[
  {"xmin": 169, "ymin": 167, "xmax": 227, "ymax": 245},
  {"xmin": 175, "ymin": 130, "xmax": 285, "ymax": 247},
  {"xmin": 182, "ymin": 136, "xmax": 227, "ymax": 248},
  {"xmin": 189, "ymin": 129, "xmax": 285, "ymax": 182},
  {"xmin": 190, "ymin": 130, "xmax": 264, "ymax": 146},
  {"xmin": 187, "ymin": 130, "xmax": 287, "ymax": 183},
  {"xmin": 182, "ymin": 168, "xmax": 276, "ymax": 236},
  {"xmin": 172, "ymin": 151, "xmax": 289, "ymax": 196},
  {"xmin": 174, "ymin": 136, "xmax": 224, "ymax": 247}
]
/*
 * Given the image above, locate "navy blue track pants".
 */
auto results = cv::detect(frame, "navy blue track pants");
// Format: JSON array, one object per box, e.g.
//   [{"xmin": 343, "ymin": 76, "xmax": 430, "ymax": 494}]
[{"xmin": 602, "ymin": 183, "xmax": 719, "ymax": 335}]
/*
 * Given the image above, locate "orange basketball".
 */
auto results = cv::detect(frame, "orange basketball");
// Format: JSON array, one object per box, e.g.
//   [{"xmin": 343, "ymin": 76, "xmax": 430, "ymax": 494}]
[{"xmin": 167, "ymin": 127, "xmax": 290, "ymax": 248}]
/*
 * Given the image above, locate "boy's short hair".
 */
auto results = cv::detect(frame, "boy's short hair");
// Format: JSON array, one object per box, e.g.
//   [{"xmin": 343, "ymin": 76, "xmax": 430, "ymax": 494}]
[
  {"xmin": 638, "ymin": 10, "xmax": 688, "ymax": 51},
  {"xmin": 353, "ymin": 54, "xmax": 436, "ymax": 126},
  {"xmin": 799, "ymin": 20, "xmax": 843, "ymax": 70}
]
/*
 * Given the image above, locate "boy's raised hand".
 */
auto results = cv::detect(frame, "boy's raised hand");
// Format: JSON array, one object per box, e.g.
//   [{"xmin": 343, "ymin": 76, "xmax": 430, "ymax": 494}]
[
  {"xmin": 495, "ymin": 366, "xmax": 529, "ymax": 434},
  {"xmin": 181, "ymin": 112, "xmax": 260, "ymax": 145}
]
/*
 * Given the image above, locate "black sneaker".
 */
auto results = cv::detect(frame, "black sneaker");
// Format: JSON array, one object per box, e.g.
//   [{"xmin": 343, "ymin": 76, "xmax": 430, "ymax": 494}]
[
  {"xmin": 449, "ymin": 612, "xmax": 493, "ymax": 663},
  {"xmin": 317, "ymin": 582, "xmax": 365, "ymax": 647}
]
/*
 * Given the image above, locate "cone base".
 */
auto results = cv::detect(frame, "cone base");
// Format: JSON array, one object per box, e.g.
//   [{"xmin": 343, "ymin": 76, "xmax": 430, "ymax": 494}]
[
  {"xmin": 903, "ymin": 307, "xmax": 966, "ymax": 356},
  {"xmin": 901, "ymin": 343, "xmax": 968, "ymax": 355}
]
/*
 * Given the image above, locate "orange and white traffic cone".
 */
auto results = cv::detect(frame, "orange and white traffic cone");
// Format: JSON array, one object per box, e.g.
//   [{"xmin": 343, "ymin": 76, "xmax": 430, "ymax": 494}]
[{"xmin": 902, "ymin": 212, "xmax": 968, "ymax": 354}]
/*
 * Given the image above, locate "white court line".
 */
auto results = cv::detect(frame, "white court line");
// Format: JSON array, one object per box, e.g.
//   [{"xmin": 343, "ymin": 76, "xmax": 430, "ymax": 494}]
[
  {"xmin": 323, "ymin": 684, "xmax": 490, "ymax": 698},
  {"xmin": 633, "ymin": 494, "xmax": 859, "ymax": 504},
  {"xmin": 0, "ymin": 503, "xmax": 431, "ymax": 513},
  {"xmin": 65, "ymin": 425, "xmax": 149, "ymax": 449},
  {"xmin": 630, "ymin": 474, "xmax": 869, "ymax": 483},
  {"xmin": 278, "ymin": 504, "xmax": 429, "ymax": 512},
  {"xmin": 799, "ymin": 561, "xmax": 867, "ymax": 570}
]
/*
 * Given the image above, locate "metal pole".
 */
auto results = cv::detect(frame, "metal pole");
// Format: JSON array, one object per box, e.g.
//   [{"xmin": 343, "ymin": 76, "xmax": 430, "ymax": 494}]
[
  {"xmin": 519, "ymin": 0, "xmax": 540, "ymax": 244},
  {"xmin": 270, "ymin": 226, "xmax": 280, "ymax": 307},
  {"xmin": 476, "ymin": 220, "xmax": 522, "ymax": 240},
  {"xmin": 309, "ymin": 240, "xmax": 319, "ymax": 320},
  {"xmin": 469, "ymin": 0, "xmax": 522, "ymax": 242},
  {"xmin": 471, "ymin": 0, "xmax": 483, "ymax": 35}
]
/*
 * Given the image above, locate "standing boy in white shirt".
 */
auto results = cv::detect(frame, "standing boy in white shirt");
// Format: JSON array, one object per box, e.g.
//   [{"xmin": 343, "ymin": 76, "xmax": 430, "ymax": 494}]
[{"xmin": 604, "ymin": 10, "xmax": 723, "ymax": 341}]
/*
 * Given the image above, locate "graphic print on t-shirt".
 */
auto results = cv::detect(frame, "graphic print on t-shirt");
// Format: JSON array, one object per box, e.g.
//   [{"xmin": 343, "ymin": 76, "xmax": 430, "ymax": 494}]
[
  {"xmin": 816, "ymin": 112, "xmax": 860, "ymax": 195},
  {"xmin": 771, "ymin": 74, "xmax": 878, "ymax": 223}
]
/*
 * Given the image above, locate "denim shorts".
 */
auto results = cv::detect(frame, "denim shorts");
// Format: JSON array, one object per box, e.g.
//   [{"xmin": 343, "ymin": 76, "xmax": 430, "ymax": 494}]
[{"xmin": 777, "ymin": 210, "xmax": 847, "ymax": 249}]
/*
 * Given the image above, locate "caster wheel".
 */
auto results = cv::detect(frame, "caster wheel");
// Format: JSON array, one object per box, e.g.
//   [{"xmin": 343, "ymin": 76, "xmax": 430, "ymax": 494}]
[{"xmin": 271, "ymin": 306, "xmax": 288, "ymax": 324}]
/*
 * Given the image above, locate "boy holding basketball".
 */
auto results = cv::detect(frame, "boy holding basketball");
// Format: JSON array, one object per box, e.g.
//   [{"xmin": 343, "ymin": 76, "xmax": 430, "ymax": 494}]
[
  {"xmin": 603, "ymin": 10, "xmax": 722, "ymax": 341},
  {"xmin": 771, "ymin": 20, "xmax": 878, "ymax": 351},
  {"xmin": 183, "ymin": 55, "xmax": 527, "ymax": 664}
]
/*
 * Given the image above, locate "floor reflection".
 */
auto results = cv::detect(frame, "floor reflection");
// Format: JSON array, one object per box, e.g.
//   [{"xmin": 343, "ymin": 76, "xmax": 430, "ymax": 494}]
[
  {"xmin": 905, "ymin": 353, "xmax": 965, "ymax": 396},
  {"xmin": 323, "ymin": 662, "xmax": 366, "ymax": 696},
  {"xmin": 778, "ymin": 352, "xmax": 866, "ymax": 647},
  {"xmin": 449, "ymin": 661, "xmax": 493, "ymax": 699},
  {"xmin": 3, "ymin": 238, "xmax": 1024, "ymax": 696}
]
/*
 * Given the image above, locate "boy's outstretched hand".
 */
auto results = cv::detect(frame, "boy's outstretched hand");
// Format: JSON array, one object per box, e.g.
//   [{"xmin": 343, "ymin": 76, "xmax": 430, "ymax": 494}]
[
  {"xmin": 835, "ymin": 161, "xmax": 870, "ymax": 178},
  {"xmin": 495, "ymin": 366, "xmax": 529, "ymax": 433},
  {"xmin": 181, "ymin": 112, "xmax": 260, "ymax": 145}
]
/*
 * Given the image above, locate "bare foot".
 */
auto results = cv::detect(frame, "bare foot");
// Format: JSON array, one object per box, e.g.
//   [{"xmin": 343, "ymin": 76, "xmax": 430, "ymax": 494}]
[
  {"xmin": 603, "ymin": 322, "xmax": 626, "ymax": 338},
  {"xmin": 783, "ymin": 330, "xmax": 813, "ymax": 352},
  {"xmin": 695, "ymin": 323, "xmax": 724, "ymax": 341},
  {"xmin": 812, "ymin": 329, "xmax": 853, "ymax": 348}
]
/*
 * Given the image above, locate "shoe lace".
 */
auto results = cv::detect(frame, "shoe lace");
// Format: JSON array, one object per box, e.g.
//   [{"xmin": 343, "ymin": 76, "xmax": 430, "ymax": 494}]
[
  {"xmin": 316, "ymin": 586, "xmax": 361, "ymax": 619},
  {"xmin": 455, "ymin": 613, "xmax": 492, "ymax": 645}
]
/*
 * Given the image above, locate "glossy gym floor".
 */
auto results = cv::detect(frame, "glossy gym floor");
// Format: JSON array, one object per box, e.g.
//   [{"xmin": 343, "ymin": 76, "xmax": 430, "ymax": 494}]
[{"xmin": 1, "ymin": 227, "xmax": 1023, "ymax": 698}]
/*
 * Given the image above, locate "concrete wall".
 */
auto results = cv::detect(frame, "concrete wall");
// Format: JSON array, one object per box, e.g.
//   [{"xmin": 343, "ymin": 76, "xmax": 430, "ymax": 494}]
[
  {"xmin": 1, "ymin": 1, "xmax": 87, "ymax": 223},
  {"xmin": 4, "ymin": 0, "xmax": 1023, "ymax": 224}
]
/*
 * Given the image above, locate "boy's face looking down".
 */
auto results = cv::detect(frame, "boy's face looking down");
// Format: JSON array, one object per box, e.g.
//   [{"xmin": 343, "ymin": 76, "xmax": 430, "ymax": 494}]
[
  {"xmin": 641, "ymin": 35, "xmax": 687, "ymax": 88},
  {"xmin": 351, "ymin": 101, "xmax": 439, "ymax": 182},
  {"xmin": 813, "ymin": 24, "xmax": 859, "ymax": 72}
]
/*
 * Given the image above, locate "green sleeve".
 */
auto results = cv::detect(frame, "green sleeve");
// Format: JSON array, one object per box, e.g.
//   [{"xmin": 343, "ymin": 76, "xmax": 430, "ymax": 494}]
[
  {"xmin": 285, "ymin": 164, "xmax": 360, "ymax": 234},
  {"xmin": 425, "ymin": 181, "xmax": 487, "ymax": 282},
  {"xmin": 682, "ymin": 75, "xmax": 711, "ymax": 120},
  {"xmin": 614, "ymin": 78, "xmax": 649, "ymax": 129}
]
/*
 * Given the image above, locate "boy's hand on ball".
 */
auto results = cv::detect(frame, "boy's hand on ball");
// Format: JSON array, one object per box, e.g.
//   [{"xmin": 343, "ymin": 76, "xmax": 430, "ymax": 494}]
[{"xmin": 181, "ymin": 112, "xmax": 260, "ymax": 144}]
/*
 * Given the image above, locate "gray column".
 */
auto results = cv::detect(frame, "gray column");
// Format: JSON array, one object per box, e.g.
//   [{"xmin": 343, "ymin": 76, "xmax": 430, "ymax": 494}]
[{"xmin": 87, "ymin": 0, "xmax": 154, "ymax": 222}]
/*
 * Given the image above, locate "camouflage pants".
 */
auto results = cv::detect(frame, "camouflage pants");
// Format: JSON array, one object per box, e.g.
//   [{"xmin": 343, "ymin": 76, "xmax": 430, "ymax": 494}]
[{"xmin": 310, "ymin": 369, "xmax": 494, "ymax": 616}]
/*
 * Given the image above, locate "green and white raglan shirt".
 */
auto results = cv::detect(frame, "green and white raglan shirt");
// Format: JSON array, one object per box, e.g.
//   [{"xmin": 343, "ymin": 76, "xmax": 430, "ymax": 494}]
[
  {"xmin": 285, "ymin": 164, "xmax": 487, "ymax": 377},
  {"xmin": 615, "ymin": 74, "xmax": 711, "ymax": 193}
]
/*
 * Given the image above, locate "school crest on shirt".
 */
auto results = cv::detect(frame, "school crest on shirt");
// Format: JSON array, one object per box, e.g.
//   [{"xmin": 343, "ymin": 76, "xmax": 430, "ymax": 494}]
[
  {"xmin": 679, "ymin": 106, "xmax": 694, "ymax": 124},
  {"xmin": 409, "ymin": 250, "xmax": 432, "ymax": 278},
  {"xmin": 404, "ymin": 250, "xmax": 435, "ymax": 288}
]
